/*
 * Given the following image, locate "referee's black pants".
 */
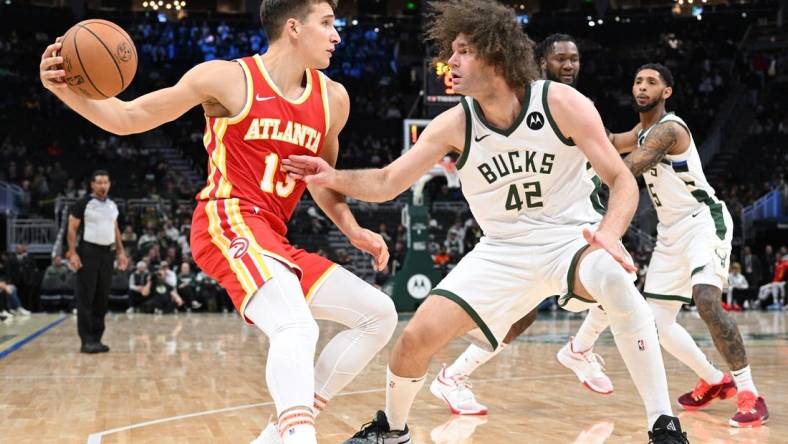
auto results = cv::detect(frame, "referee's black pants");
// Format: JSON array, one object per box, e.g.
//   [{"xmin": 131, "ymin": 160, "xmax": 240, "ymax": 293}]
[{"xmin": 76, "ymin": 242, "xmax": 114, "ymax": 345}]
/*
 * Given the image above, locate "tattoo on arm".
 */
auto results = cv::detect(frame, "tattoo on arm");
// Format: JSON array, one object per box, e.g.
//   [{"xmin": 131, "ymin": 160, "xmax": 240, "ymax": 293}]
[{"xmin": 623, "ymin": 123, "xmax": 678, "ymax": 177}]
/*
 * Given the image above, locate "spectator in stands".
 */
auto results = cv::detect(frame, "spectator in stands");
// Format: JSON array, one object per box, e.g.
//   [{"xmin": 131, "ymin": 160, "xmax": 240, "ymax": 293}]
[
  {"xmin": 463, "ymin": 218, "xmax": 482, "ymax": 253},
  {"xmin": 0, "ymin": 278, "xmax": 31, "ymax": 316},
  {"xmin": 334, "ymin": 249, "xmax": 352, "ymax": 271},
  {"xmin": 163, "ymin": 220, "xmax": 179, "ymax": 243},
  {"xmin": 444, "ymin": 231, "xmax": 463, "ymax": 262},
  {"xmin": 390, "ymin": 241, "xmax": 406, "ymax": 274},
  {"xmin": 159, "ymin": 260, "xmax": 178, "ymax": 287},
  {"xmin": 726, "ymin": 262, "xmax": 749, "ymax": 311},
  {"xmin": 44, "ymin": 255, "xmax": 70, "ymax": 282},
  {"xmin": 6, "ymin": 243, "xmax": 37, "ymax": 312},
  {"xmin": 432, "ymin": 248, "xmax": 451, "ymax": 276},
  {"xmin": 121, "ymin": 225, "xmax": 138, "ymax": 250},
  {"xmin": 137, "ymin": 228, "xmax": 158, "ymax": 252},
  {"xmin": 127, "ymin": 261, "xmax": 150, "ymax": 313},
  {"xmin": 177, "ymin": 262, "xmax": 200, "ymax": 310},
  {"xmin": 762, "ymin": 244, "xmax": 776, "ymax": 285},
  {"xmin": 758, "ymin": 247, "xmax": 787, "ymax": 310},
  {"xmin": 741, "ymin": 246, "xmax": 762, "ymax": 293},
  {"xmin": 140, "ymin": 265, "xmax": 183, "ymax": 314}
]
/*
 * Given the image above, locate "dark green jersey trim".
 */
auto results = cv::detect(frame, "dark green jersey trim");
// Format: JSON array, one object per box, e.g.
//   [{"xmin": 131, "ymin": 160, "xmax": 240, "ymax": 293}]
[
  {"xmin": 542, "ymin": 80, "xmax": 575, "ymax": 146},
  {"xmin": 644, "ymin": 292, "xmax": 692, "ymax": 304},
  {"xmin": 471, "ymin": 84, "xmax": 530, "ymax": 137},
  {"xmin": 558, "ymin": 244, "xmax": 593, "ymax": 308},
  {"xmin": 691, "ymin": 265, "xmax": 705, "ymax": 276},
  {"xmin": 690, "ymin": 189, "xmax": 727, "ymax": 240},
  {"xmin": 589, "ymin": 175, "xmax": 606, "ymax": 216},
  {"xmin": 431, "ymin": 289, "xmax": 499, "ymax": 350},
  {"xmin": 457, "ymin": 99, "xmax": 473, "ymax": 170}
]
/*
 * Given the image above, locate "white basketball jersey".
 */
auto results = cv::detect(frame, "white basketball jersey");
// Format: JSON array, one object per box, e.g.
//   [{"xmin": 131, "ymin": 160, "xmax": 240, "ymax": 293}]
[
  {"xmin": 456, "ymin": 80, "xmax": 604, "ymax": 241},
  {"xmin": 638, "ymin": 113, "xmax": 728, "ymax": 233}
]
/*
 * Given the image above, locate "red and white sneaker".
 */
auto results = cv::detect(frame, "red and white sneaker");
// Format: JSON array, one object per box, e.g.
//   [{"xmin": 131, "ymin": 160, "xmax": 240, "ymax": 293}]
[
  {"xmin": 429, "ymin": 364, "xmax": 488, "ymax": 415},
  {"xmin": 677, "ymin": 374, "xmax": 737, "ymax": 410},
  {"xmin": 556, "ymin": 338, "xmax": 614, "ymax": 395},
  {"xmin": 730, "ymin": 391, "xmax": 769, "ymax": 428}
]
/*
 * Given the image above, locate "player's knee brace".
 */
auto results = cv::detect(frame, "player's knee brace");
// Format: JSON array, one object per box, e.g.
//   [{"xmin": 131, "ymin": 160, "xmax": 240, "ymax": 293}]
[
  {"xmin": 359, "ymin": 291, "xmax": 398, "ymax": 348},
  {"xmin": 578, "ymin": 249, "xmax": 652, "ymax": 334}
]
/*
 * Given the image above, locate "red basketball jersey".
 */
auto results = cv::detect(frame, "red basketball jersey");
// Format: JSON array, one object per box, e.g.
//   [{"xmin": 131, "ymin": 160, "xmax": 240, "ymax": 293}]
[{"xmin": 196, "ymin": 54, "xmax": 330, "ymax": 235}]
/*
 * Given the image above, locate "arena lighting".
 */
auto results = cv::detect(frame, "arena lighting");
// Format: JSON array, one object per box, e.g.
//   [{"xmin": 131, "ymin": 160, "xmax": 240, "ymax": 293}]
[{"xmin": 588, "ymin": 20, "xmax": 595, "ymax": 27}]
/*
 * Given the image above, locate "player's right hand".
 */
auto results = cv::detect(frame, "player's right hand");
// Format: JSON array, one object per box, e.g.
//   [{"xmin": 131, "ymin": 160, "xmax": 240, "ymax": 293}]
[
  {"xmin": 68, "ymin": 251, "xmax": 83, "ymax": 271},
  {"xmin": 282, "ymin": 155, "xmax": 336, "ymax": 187},
  {"xmin": 40, "ymin": 36, "xmax": 67, "ymax": 92}
]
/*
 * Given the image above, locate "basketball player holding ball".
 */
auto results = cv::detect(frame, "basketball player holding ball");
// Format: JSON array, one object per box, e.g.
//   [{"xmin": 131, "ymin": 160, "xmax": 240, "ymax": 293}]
[{"xmin": 39, "ymin": 2, "xmax": 398, "ymax": 444}]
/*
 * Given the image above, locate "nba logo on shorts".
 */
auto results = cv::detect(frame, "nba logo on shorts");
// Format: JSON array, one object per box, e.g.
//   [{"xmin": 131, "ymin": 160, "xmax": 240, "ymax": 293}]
[
  {"xmin": 638, "ymin": 339, "xmax": 646, "ymax": 351},
  {"xmin": 229, "ymin": 237, "xmax": 250, "ymax": 259}
]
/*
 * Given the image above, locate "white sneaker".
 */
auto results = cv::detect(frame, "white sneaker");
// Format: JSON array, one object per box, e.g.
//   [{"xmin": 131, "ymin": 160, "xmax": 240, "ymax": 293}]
[
  {"xmin": 556, "ymin": 337, "xmax": 614, "ymax": 395},
  {"xmin": 15, "ymin": 307, "xmax": 31, "ymax": 316},
  {"xmin": 1, "ymin": 310, "xmax": 13, "ymax": 319},
  {"xmin": 430, "ymin": 364, "xmax": 488, "ymax": 415},
  {"xmin": 250, "ymin": 423, "xmax": 281, "ymax": 444}
]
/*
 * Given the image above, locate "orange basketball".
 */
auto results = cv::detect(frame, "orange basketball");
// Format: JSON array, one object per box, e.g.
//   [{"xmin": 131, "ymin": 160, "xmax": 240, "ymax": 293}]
[{"xmin": 59, "ymin": 19, "xmax": 137, "ymax": 100}]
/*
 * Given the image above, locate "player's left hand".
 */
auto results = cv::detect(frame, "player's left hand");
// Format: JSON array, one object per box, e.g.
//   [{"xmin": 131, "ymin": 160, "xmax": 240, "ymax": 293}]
[
  {"xmin": 117, "ymin": 252, "xmax": 129, "ymax": 271},
  {"xmin": 582, "ymin": 228, "xmax": 637, "ymax": 273},
  {"xmin": 282, "ymin": 155, "xmax": 336, "ymax": 186},
  {"xmin": 349, "ymin": 228, "xmax": 389, "ymax": 272}
]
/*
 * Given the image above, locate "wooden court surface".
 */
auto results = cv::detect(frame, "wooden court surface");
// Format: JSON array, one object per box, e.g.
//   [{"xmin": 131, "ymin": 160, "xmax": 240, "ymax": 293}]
[{"xmin": 1, "ymin": 310, "xmax": 785, "ymax": 443}]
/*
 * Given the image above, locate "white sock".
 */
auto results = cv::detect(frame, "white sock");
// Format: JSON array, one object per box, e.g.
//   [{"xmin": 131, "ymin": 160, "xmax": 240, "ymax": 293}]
[
  {"xmin": 732, "ymin": 365, "xmax": 758, "ymax": 396},
  {"xmin": 385, "ymin": 367, "xmax": 425, "ymax": 431},
  {"xmin": 579, "ymin": 249, "xmax": 673, "ymax": 430},
  {"xmin": 445, "ymin": 343, "xmax": 507, "ymax": 378},
  {"xmin": 649, "ymin": 301, "xmax": 724, "ymax": 384},
  {"xmin": 278, "ymin": 407, "xmax": 316, "ymax": 444},
  {"xmin": 572, "ymin": 307, "xmax": 609, "ymax": 352}
]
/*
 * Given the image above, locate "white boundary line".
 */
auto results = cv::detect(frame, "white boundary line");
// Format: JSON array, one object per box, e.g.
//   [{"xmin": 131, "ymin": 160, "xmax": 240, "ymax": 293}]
[
  {"xmin": 84, "ymin": 371, "xmax": 633, "ymax": 444},
  {"xmin": 86, "ymin": 362, "xmax": 788, "ymax": 443}
]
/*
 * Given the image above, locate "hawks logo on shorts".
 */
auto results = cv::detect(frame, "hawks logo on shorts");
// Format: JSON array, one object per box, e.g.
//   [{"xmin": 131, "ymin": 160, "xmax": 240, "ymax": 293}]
[{"xmin": 229, "ymin": 237, "xmax": 250, "ymax": 259}]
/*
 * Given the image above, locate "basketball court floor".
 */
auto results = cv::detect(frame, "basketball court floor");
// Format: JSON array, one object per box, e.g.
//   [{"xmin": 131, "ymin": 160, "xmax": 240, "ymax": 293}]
[{"xmin": 2, "ymin": 310, "xmax": 785, "ymax": 443}]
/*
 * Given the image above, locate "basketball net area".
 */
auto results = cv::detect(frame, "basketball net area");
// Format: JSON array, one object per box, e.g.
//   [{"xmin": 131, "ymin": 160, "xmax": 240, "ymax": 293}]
[{"xmin": 403, "ymin": 119, "xmax": 461, "ymax": 206}]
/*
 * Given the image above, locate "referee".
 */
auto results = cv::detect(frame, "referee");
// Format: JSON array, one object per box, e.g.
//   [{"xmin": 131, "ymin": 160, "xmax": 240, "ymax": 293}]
[{"xmin": 66, "ymin": 170, "xmax": 128, "ymax": 353}]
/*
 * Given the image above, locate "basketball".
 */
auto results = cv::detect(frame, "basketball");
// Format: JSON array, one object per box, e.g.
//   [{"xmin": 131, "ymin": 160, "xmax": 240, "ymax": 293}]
[{"xmin": 59, "ymin": 19, "xmax": 137, "ymax": 100}]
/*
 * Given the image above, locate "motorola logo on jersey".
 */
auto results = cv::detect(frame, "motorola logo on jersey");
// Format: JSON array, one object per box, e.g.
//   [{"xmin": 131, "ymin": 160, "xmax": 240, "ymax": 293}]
[
  {"xmin": 229, "ymin": 237, "xmax": 250, "ymax": 259},
  {"xmin": 526, "ymin": 111, "xmax": 545, "ymax": 130},
  {"xmin": 407, "ymin": 274, "xmax": 432, "ymax": 299}
]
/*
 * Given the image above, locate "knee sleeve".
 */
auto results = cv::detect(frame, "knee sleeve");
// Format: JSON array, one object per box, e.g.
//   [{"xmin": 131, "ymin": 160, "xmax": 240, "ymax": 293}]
[
  {"xmin": 310, "ymin": 266, "xmax": 398, "ymax": 346},
  {"xmin": 578, "ymin": 249, "xmax": 652, "ymax": 334}
]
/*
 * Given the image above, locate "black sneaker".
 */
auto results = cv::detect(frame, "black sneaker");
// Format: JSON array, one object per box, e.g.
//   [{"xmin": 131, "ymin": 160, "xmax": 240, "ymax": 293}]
[
  {"xmin": 344, "ymin": 410, "xmax": 411, "ymax": 444},
  {"xmin": 80, "ymin": 343, "xmax": 110, "ymax": 354},
  {"xmin": 648, "ymin": 415, "xmax": 689, "ymax": 443}
]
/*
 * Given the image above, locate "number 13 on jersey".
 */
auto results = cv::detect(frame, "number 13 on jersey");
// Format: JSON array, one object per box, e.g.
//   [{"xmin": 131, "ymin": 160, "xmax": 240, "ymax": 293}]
[{"xmin": 261, "ymin": 152, "xmax": 296, "ymax": 197}]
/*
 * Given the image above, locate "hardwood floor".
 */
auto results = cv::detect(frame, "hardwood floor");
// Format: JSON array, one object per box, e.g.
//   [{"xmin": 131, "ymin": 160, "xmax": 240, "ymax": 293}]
[{"xmin": 1, "ymin": 310, "xmax": 785, "ymax": 443}]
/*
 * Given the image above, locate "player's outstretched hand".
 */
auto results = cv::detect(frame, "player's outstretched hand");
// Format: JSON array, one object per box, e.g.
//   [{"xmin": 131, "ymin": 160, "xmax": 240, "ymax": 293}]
[
  {"xmin": 40, "ymin": 36, "xmax": 67, "ymax": 92},
  {"xmin": 582, "ymin": 228, "xmax": 637, "ymax": 273},
  {"xmin": 283, "ymin": 155, "xmax": 336, "ymax": 186},
  {"xmin": 349, "ymin": 228, "xmax": 390, "ymax": 272}
]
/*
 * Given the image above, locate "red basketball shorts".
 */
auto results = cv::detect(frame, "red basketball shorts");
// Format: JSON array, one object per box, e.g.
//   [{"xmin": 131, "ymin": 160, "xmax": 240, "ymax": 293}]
[{"xmin": 190, "ymin": 198, "xmax": 336, "ymax": 323}]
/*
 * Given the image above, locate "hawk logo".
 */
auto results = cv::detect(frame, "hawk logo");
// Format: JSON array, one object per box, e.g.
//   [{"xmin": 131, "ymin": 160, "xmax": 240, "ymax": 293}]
[
  {"xmin": 407, "ymin": 274, "xmax": 432, "ymax": 299},
  {"xmin": 229, "ymin": 237, "xmax": 250, "ymax": 259},
  {"xmin": 526, "ymin": 111, "xmax": 545, "ymax": 130},
  {"xmin": 116, "ymin": 42, "xmax": 133, "ymax": 63}
]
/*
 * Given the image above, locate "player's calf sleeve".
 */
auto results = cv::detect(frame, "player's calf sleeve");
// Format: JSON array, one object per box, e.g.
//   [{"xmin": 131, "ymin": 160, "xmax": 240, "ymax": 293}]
[
  {"xmin": 578, "ymin": 249, "xmax": 673, "ymax": 429},
  {"xmin": 649, "ymin": 300, "xmax": 724, "ymax": 384}
]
